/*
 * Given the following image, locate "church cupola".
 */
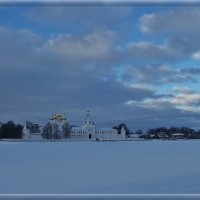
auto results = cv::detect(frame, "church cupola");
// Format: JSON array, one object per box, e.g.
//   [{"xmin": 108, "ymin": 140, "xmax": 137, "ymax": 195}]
[
  {"xmin": 81, "ymin": 110, "xmax": 96, "ymax": 135},
  {"xmin": 84, "ymin": 110, "xmax": 94, "ymax": 126}
]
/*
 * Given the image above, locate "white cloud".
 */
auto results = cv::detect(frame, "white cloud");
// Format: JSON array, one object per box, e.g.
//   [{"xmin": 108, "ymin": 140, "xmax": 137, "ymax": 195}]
[
  {"xmin": 126, "ymin": 87, "xmax": 200, "ymax": 113},
  {"xmin": 138, "ymin": 8, "xmax": 200, "ymax": 62},
  {"xmin": 126, "ymin": 41, "xmax": 181, "ymax": 63},
  {"xmin": 139, "ymin": 8, "xmax": 200, "ymax": 36},
  {"xmin": 44, "ymin": 31, "xmax": 115, "ymax": 60},
  {"xmin": 120, "ymin": 64, "xmax": 199, "ymax": 85},
  {"xmin": 192, "ymin": 51, "xmax": 200, "ymax": 60},
  {"xmin": 139, "ymin": 13, "xmax": 155, "ymax": 33}
]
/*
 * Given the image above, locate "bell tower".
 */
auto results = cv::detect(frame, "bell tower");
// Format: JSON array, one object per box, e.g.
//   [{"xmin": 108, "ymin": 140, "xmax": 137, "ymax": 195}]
[
  {"xmin": 84, "ymin": 110, "xmax": 94, "ymax": 126},
  {"xmin": 121, "ymin": 126, "xmax": 126, "ymax": 139},
  {"xmin": 82, "ymin": 110, "xmax": 96, "ymax": 139}
]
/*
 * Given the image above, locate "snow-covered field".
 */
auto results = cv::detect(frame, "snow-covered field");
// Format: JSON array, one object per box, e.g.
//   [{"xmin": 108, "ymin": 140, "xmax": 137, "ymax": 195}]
[{"xmin": 0, "ymin": 140, "xmax": 200, "ymax": 194}]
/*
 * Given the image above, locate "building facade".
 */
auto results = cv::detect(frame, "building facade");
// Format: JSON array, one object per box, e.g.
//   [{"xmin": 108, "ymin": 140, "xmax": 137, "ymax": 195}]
[
  {"xmin": 69, "ymin": 111, "xmax": 126, "ymax": 140},
  {"xmin": 23, "ymin": 121, "xmax": 43, "ymax": 140},
  {"xmin": 23, "ymin": 111, "xmax": 126, "ymax": 141}
]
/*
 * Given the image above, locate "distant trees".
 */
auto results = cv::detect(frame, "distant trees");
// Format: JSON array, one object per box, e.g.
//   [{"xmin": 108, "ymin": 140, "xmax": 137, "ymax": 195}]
[
  {"xmin": 26, "ymin": 121, "xmax": 40, "ymax": 133},
  {"xmin": 42, "ymin": 122, "xmax": 71, "ymax": 139},
  {"xmin": 135, "ymin": 129, "xmax": 144, "ymax": 136},
  {"xmin": 0, "ymin": 121, "xmax": 23, "ymax": 139},
  {"xmin": 190, "ymin": 130, "xmax": 200, "ymax": 139},
  {"xmin": 142, "ymin": 126, "xmax": 200, "ymax": 139},
  {"xmin": 51, "ymin": 124, "xmax": 61, "ymax": 139},
  {"xmin": 42, "ymin": 122, "xmax": 53, "ymax": 139},
  {"xmin": 62, "ymin": 122, "xmax": 71, "ymax": 138},
  {"xmin": 113, "ymin": 123, "xmax": 132, "ymax": 136},
  {"xmin": 1, "ymin": 119, "xmax": 200, "ymax": 141}
]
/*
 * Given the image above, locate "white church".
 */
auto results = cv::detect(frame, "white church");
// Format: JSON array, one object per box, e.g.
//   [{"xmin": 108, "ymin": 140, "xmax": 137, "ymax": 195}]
[{"xmin": 68, "ymin": 111, "xmax": 126, "ymax": 140}]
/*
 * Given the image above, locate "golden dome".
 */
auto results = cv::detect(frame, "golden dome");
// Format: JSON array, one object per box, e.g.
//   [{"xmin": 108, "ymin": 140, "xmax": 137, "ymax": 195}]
[{"xmin": 50, "ymin": 113, "xmax": 66, "ymax": 122}]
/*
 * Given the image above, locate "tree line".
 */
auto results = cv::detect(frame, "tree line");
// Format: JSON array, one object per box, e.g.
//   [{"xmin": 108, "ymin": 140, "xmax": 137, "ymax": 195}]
[
  {"xmin": 42, "ymin": 122, "xmax": 71, "ymax": 139},
  {"xmin": 0, "ymin": 121, "xmax": 23, "ymax": 139},
  {"xmin": 1, "ymin": 120, "xmax": 200, "ymax": 140},
  {"xmin": 136, "ymin": 127, "xmax": 200, "ymax": 139},
  {"xmin": 113, "ymin": 123, "xmax": 133, "ymax": 136}
]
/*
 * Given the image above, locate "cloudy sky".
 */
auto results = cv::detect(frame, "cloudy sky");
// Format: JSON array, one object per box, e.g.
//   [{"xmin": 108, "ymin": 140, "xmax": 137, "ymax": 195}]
[{"xmin": 0, "ymin": 5, "xmax": 200, "ymax": 130}]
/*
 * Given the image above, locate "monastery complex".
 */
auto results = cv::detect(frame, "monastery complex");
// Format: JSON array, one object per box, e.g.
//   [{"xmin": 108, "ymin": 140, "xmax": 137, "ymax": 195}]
[{"xmin": 23, "ymin": 111, "xmax": 126, "ymax": 141}]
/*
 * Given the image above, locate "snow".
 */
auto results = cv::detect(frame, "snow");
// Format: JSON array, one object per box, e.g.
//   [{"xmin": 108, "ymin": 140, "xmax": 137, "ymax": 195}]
[{"xmin": 0, "ymin": 140, "xmax": 200, "ymax": 194}]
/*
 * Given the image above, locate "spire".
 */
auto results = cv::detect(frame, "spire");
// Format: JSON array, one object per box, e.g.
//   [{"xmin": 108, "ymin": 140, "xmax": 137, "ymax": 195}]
[{"xmin": 86, "ymin": 110, "xmax": 90, "ymax": 117}]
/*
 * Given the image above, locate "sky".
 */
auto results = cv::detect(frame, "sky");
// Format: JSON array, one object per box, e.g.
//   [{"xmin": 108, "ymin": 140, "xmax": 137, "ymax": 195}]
[{"xmin": 0, "ymin": 5, "xmax": 200, "ymax": 131}]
